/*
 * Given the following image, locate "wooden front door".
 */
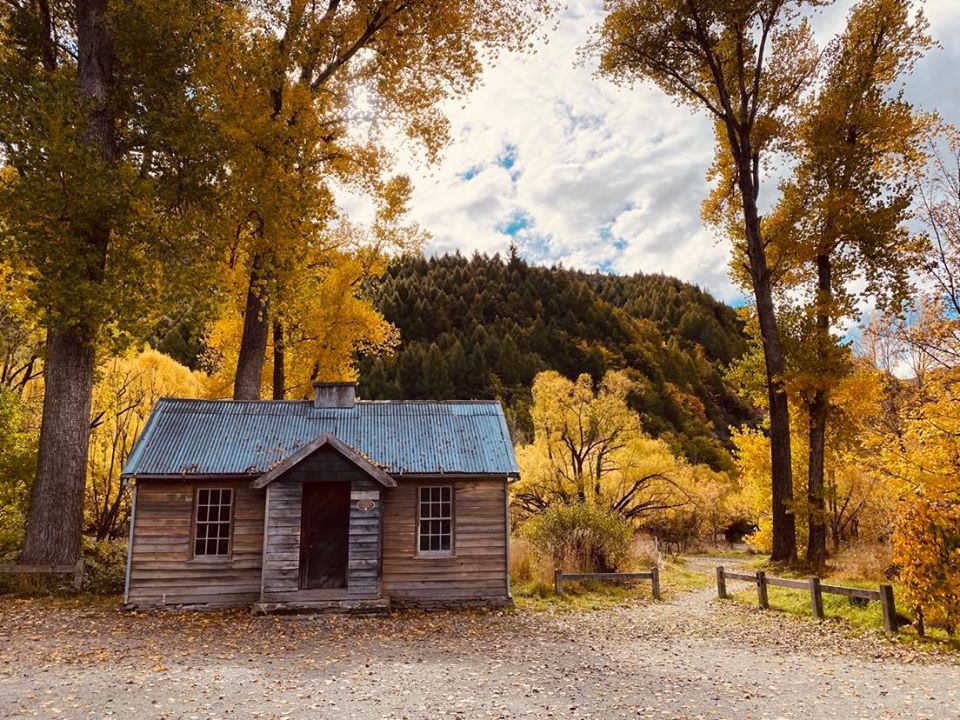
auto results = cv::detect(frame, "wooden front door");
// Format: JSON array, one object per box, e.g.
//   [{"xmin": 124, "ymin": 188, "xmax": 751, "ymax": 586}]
[{"xmin": 299, "ymin": 482, "xmax": 350, "ymax": 589}]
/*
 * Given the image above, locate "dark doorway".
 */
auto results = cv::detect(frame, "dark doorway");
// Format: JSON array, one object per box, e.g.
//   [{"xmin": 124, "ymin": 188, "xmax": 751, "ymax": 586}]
[{"xmin": 299, "ymin": 482, "xmax": 350, "ymax": 589}]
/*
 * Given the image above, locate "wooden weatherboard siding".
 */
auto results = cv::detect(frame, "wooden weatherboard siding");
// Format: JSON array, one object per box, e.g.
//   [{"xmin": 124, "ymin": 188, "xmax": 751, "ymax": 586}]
[
  {"xmin": 126, "ymin": 479, "xmax": 265, "ymax": 607},
  {"xmin": 382, "ymin": 477, "xmax": 509, "ymax": 606},
  {"xmin": 261, "ymin": 445, "xmax": 383, "ymax": 603}
]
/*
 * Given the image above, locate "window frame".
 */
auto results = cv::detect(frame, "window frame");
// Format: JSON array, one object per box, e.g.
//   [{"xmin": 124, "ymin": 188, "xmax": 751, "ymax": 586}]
[
  {"xmin": 191, "ymin": 486, "xmax": 235, "ymax": 560},
  {"xmin": 415, "ymin": 484, "xmax": 455, "ymax": 558}
]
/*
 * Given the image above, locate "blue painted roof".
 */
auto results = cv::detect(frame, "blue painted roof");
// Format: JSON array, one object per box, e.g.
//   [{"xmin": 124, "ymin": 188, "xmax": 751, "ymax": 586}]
[{"xmin": 122, "ymin": 399, "xmax": 518, "ymax": 478}]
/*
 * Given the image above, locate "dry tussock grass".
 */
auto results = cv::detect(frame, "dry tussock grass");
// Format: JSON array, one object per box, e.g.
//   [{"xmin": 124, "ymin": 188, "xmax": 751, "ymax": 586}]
[{"xmin": 829, "ymin": 543, "xmax": 894, "ymax": 582}]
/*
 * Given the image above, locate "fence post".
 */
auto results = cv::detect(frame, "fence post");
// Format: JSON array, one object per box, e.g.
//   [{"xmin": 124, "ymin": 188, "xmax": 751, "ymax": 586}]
[
  {"xmin": 879, "ymin": 584, "xmax": 897, "ymax": 633},
  {"xmin": 73, "ymin": 559, "xmax": 84, "ymax": 592},
  {"xmin": 809, "ymin": 576, "xmax": 824, "ymax": 620},
  {"xmin": 554, "ymin": 568, "xmax": 563, "ymax": 596},
  {"xmin": 716, "ymin": 566, "xmax": 727, "ymax": 599},
  {"xmin": 756, "ymin": 570, "xmax": 769, "ymax": 609},
  {"xmin": 650, "ymin": 565, "xmax": 661, "ymax": 600}
]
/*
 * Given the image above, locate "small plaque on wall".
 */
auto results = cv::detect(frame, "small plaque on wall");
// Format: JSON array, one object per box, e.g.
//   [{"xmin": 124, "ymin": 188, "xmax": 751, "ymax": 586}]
[{"xmin": 355, "ymin": 499, "xmax": 377, "ymax": 511}]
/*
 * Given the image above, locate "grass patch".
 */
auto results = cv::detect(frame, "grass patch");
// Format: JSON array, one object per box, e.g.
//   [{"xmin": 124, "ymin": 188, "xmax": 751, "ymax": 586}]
[
  {"xmin": 687, "ymin": 548, "xmax": 761, "ymax": 562},
  {"xmin": 512, "ymin": 560, "xmax": 705, "ymax": 611},
  {"xmin": 729, "ymin": 584, "xmax": 884, "ymax": 629},
  {"xmin": 727, "ymin": 582, "xmax": 960, "ymax": 652},
  {"xmin": 513, "ymin": 578, "xmax": 651, "ymax": 612},
  {"xmin": 660, "ymin": 560, "xmax": 712, "ymax": 596}
]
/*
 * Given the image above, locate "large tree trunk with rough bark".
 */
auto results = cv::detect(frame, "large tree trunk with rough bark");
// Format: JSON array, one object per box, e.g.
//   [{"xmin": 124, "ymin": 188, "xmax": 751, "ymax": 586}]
[
  {"xmin": 806, "ymin": 253, "xmax": 832, "ymax": 568},
  {"xmin": 20, "ymin": 332, "xmax": 96, "ymax": 564},
  {"xmin": 233, "ymin": 253, "xmax": 271, "ymax": 400},
  {"xmin": 20, "ymin": 0, "xmax": 115, "ymax": 566},
  {"xmin": 738, "ymin": 154, "xmax": 797, "ymax": 564}
]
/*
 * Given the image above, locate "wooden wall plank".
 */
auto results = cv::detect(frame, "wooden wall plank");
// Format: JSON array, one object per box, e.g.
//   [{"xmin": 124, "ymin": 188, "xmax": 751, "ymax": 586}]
[
  {"xmin": 381, "ymin": 478, "xmax": 508, "ymax": 603},
  {"xmin": 127, "ymin": 479, "xmax": 265, "ymax": 607}
]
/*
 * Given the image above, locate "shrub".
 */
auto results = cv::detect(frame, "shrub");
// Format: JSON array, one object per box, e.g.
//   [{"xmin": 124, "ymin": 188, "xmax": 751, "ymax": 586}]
[
  {"xmin": 521, "ymin": 503, "xmax": 634, "ymax": 573},
  {"xmin": 82, "ymin": 538, "xmax": 127, "ymax": 595},
  {"xmin": 0, "ymin": 388, "xmax": 37, "ymax": 555},
  {"xmin": 893, "ymin": 497, "xmax": 960, "ymax": 634}
]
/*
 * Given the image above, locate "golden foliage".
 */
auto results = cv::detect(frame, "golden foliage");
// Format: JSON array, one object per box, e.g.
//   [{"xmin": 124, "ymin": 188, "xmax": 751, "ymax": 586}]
[
  {"xmin": 893, "ymin": 498, "xmax": 960, "ymax": 633},
  {"xmin": 513, "ymin": 370, "xmax": 736, "ymax": 547},
  {"xmin": 86, "ymin": 349, "xmax": 205, "ymax": 540},
  {"xmin": 203, "ymin": 185, "xmax": 423, "ymax": 398},
  {"xmin": 733, "ymin": 359, "xmax": 897, "ymax": 553},
  {"xmin": 204, "ymin": 0, "xmax": 558, "ymax": 397}
]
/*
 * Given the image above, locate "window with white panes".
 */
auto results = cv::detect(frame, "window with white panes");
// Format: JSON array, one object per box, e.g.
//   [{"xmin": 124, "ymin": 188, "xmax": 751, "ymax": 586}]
[
  {"xmin": 417, "ymin": 485, "xmax": 453, "ymax": 554},
  {"xmin": 193, "ymin": 488, "xmax": 233, "ymax": 557}
]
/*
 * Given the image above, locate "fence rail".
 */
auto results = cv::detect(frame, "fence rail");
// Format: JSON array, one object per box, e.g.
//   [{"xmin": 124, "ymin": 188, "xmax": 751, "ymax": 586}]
[
  {"xmin": 715, "ymin": 565, "xmax": 899, "ymax": 633},
  {"xmin": 0, "ymin": 560, "xmax": 84, "ymax": 591},
  {"xmin": 555, "ymin": 567, "xmax": 661, "ymax": 600}
]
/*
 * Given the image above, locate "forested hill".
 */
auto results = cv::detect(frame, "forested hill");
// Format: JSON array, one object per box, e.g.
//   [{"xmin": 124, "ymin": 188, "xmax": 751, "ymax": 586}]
[{"xmin": 357, "ymin": 252, "xmax": 751, "ymax": 471}]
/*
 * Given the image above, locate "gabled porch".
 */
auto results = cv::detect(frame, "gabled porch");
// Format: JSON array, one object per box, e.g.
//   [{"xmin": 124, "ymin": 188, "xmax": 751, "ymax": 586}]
[{"xmin": 250, "ymin": 434, "xmax": 395, "ymax": 614}]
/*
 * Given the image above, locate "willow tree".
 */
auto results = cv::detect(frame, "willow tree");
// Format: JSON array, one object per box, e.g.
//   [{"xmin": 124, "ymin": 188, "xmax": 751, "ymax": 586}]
[
  {"xmin": 771, "ymin": 0, "xmax": 932, "ymax": 566},
  {"xmin": 220, "ymin": 0, "xmax": 556, "ymax": 401},
  {"xmin": 513, "ymin": 370, "xmax": 699, "ymax": 521},
  {"xmin": 0, "ymin": 1, "xmax": 224, "ymax": 564},
  {"xmin": 590, "ymin": 0, "xmax": 824, "ymax": 561}
]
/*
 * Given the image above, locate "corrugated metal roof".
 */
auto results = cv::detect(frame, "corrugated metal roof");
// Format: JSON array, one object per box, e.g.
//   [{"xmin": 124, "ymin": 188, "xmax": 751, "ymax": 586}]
[{"xmin": 122, "ymin": 399, "xmax": 518, "ymax": 478}]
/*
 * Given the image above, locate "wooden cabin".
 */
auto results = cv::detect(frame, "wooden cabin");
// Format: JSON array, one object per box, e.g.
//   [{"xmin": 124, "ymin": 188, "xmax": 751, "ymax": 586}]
[{"xmin": 121, "ymin": 383, "xmax": 517, "ymax": 612}]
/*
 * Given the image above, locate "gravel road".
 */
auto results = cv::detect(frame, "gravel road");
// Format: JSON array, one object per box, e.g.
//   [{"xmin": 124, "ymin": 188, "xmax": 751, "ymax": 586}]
[{"xmin": 1, "ymin": 574, "xmax": 957, "ymax": 719}]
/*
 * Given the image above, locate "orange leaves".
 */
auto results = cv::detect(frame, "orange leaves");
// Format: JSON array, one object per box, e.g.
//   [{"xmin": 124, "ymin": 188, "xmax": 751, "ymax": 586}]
[{"xmin": 893, "ymin": 497, "xmax": 960, "ymax": 633}]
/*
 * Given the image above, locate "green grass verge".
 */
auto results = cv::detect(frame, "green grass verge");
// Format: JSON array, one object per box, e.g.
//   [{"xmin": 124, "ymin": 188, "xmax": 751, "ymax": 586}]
[
  {"xmin": 660, "ymin": 558, "xmax": 713, "ymax": 596},
  {"xmin": 511, "ymin": 560, "xmax": 710, "ymax": 612},
  {"xmin": 727, "ymin": 582, "xmax": 960, "ymax": 652}
]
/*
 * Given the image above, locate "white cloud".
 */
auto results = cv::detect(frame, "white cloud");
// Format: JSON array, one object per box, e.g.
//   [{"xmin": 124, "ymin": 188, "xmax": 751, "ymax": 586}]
[{"xmin": 343, "ymin": 0, "xmax": 960, "ymax": 305}]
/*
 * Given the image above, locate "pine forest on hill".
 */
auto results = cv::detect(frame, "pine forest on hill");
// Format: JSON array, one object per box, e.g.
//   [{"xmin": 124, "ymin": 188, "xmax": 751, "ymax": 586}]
[{"xmin": 356, "ymin": 251, "xmax": 751, "ymax": 471}]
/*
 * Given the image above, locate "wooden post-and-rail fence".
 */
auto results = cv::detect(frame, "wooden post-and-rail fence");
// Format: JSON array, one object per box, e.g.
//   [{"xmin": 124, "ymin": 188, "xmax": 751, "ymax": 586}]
[
  {"xmin": 716, "ymin": 565, "xmax": 900, "ymax": 633},
  {"xmin": 0, "ymin": 560, "xmax": 85, "ymax": 591},
  {"xmin": 554, "ymin": 567, "xmax": 661, "ymax": 600}
]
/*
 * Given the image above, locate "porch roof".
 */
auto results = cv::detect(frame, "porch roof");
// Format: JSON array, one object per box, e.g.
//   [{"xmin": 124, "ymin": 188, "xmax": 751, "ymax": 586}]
[{"xmin": 122, "ymin": 399, "xmax": 519, "ymax": 479}]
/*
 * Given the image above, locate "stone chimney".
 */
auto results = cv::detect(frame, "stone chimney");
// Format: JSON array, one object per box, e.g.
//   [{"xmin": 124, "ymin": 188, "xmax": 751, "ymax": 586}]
[{"xmin": 313, "ymin": 381, "xmax": 356, "ymax": 408}]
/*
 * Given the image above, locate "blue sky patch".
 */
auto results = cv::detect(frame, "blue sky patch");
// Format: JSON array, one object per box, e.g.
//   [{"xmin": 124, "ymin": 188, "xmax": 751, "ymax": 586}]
[
  {"xmin": 497, "ymin": 144, "xmax": 520, "ymax": 181},
  {"xmin": 497, "ymin": 210, "xmax": 532, "ymax": 237},
  {"xmin": 460, "ymin": 165, "xmax": 483, "ymax": 181}
]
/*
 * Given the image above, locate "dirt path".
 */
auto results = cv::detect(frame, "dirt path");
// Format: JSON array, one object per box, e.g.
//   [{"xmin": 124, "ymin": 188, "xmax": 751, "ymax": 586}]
[{"xmin": 1, "ymin": 568, "xmax": 958, "ymax": 720}]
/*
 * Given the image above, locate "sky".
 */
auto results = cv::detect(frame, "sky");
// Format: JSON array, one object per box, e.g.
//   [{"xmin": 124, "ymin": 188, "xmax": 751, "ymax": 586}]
[{"xmin": 346, "ymin": 0, "xmax": 960, "ymax": 303}]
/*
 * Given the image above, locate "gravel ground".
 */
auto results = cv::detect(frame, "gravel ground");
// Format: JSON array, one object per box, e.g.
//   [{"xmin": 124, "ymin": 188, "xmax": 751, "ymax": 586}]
[{"xmin": 1, "ymin": 576, "xmax": 958, "ymax": 720}]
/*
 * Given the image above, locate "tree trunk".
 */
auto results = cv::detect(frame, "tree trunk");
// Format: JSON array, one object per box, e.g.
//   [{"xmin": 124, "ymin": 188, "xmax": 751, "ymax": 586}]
[
  {"xmin": 272, "ymin": 318, "xmax": 285, "ymax": 400},
  {"xmin": 739, "ymin": 159, "xmax": 797, "ymax": 563},
  {"xmin": 233, "ymin": 253, "xmax": 271, "ymax": 400},
  {"xmin": 20, "ymin": 0, "xmax": 115, "ymax": 565},
  {"xmin": 806, "ymin": 253, "xmax": 832, "ymax": 568},
  {"xmin": 806, "ymin": 392, "xmax": 829, "ymax": 566},
  {"xmin": 20, "ymin": 331, "xmax": 96, "ymax": 564}
]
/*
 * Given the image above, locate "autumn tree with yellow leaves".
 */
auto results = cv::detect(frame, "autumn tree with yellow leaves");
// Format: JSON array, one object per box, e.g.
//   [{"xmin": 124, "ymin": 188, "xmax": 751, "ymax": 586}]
[
  {"xmin": 514, "ymin": 370, "xmax": 737, "ymax": 568},
  {"xmin": 731, "ymin": 354, "xmax": 898, "ymax": 554},
  {"xmin": 217, "ymin": 0, "xmax": 558, "ymax": 401},
  {"xmin": 869, "ymin": 128, "xmax": 960, "ymax": 632},
  {"xmin": 86, "ymin": 349, "xmax": 205, "ymax": 541},
  {"xmin": 589, "ymin": 0, "xmax": 828, "ymax": 561},
  {"xmin": 765, "ymin": 0, "xmax": 933, "ymax": 566}
]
